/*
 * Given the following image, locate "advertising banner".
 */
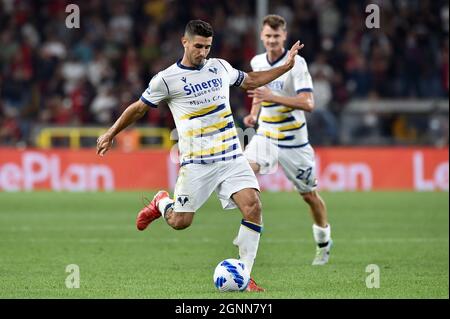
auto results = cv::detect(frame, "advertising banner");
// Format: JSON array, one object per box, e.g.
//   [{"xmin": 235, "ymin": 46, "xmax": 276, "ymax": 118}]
[{"xmin": 0, "ymin": 148, "xmax": 448, "ymax": 192}]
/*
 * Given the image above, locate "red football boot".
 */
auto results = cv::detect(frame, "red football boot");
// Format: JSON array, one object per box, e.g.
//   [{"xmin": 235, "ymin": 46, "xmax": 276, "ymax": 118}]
[
  {"xmin": 246, "ymin": 278, "xmax": 265, "ymax": 292},
  {"xmin": 136, "ymin": 191, "xmax": 170, "ymax": 231}
]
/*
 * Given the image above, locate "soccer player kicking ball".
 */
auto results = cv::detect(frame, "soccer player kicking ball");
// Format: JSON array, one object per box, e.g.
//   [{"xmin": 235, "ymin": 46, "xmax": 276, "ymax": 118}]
[
  {"xmin": 96, "ymin": 20, "xmax": 303, "ymax": 291},
  {"xmin": 243, "ymin": 15, "xmax": 333, "ymax": 265}
]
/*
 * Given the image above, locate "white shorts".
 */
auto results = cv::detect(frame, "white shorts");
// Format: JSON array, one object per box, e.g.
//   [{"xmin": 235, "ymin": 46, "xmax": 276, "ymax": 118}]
[
  {"xmin": 244, "ymin": 135, "xmax": 318, "ymax": 193},
  {"xmin": 173, "ymin": 156, "xmax": 260, "ymax": 212}
]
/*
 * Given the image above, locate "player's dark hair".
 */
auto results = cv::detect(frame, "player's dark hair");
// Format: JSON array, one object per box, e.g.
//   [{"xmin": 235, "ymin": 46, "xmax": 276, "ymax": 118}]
[
  {"xmin": 185, "ymin": 20, "xmax": 214, "ymax": 38},
  {"xmin": 262, "ymin": 14, "xmax": 287, "ymax": 30}
]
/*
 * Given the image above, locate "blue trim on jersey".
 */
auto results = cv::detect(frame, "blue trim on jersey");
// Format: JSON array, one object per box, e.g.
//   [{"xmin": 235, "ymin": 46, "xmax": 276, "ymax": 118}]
[
  {"xmin": 257, "ymin": 133, "xmax": 295, "ymax": 141},
  {"xmin": 266, "ymin": 49, "xmax": 288, "ymax": 66},
  {"xmin": 262, "ymin": 116, "xmax": 296, "ymax": 124},
  {"xmin": 198, "ymin": 121, "xmax": 235, "ymax": 137},
  {"xmin": 140, "ymin": 96, "xmax": 157, "ymax": 108},
  {"xmin": 217, "ymin": 60, "xmax": 228, "ymax": 73},
  {"xmin": 241, "ymin": 219, "xmax": 263, "ymax": 233},
  {"xmin": 161, "ymin": 77, "xmax": 170, "ymax": 94},
  {"xmin": 192, "ymin": 143, "xmax": 239, "ymax": 160},
  {"xmin": 189, "ymin": 104, "xmax": 226, "ymax": 120},
  {"xmin": 233, "ymin": 70, "xmax": 245, "ymax": 87},
  {"xmin": 262, "ymin": 103, "xmax": 282, "ymax": 108},
  {"xmin": 296, "ymin": 88, "xmax": 313, "ymax": 94},
  {"xmin": 176, "ymin": 59, "xmax": 205, "ymax": 71},
  {"xmin": 180, "ymin": 153, "xmax": 243, "ymax": 166},
  {"xmin": 222, "ymin": 135, "xmax": 237, "ymax": 142},
  {"xmin": 277, "ymin": 141, "xmax": 310, "ymax": 149}
]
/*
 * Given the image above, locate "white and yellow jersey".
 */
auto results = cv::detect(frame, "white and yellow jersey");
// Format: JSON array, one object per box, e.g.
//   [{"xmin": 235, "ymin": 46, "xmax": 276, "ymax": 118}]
[
  {"xmin": 140, "ymin": 58, "xmax": 246, "ymax": 166},
  {"xmin": 251, "ymin": 51, "xmax": 313, "ymax": 148}
]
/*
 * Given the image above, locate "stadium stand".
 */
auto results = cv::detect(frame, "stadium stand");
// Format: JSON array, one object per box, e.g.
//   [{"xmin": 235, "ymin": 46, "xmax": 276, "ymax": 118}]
[{"xmin": 0, "ymin": 0, "xmax": 448, "ymax": 147}]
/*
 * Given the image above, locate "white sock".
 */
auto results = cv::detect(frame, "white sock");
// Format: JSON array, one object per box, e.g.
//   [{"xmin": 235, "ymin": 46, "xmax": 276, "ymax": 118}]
[
  {"xmin": 157, "ymin": 197, "xmax": 174, "ymax": 219},
  {"xmin": 312, "ymin": 224, "xmax": 331, "ymax": 245},
  {"xmin": 232, "ymin": 220, "xmax": 262, "ymax": 274}
]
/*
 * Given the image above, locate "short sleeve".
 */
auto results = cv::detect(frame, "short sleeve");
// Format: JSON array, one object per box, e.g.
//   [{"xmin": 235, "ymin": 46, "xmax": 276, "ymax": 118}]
[
  {"xmin": 250, "ymin": 56, "xmax": 257, "ymax": 72},
  {"xmin": 250, "ymin": 56, "xmax": 261, "ymax": 72},
  {"xmin": 140, "ymin": 73, "xmax": 169, "ymax": 107},
  {"xmin": 217, "ymin": 59, "xmax": 247, "ymax": 87},
  {"xmin": 291, "ymin": 57, "xmax": 314, "ymax": 94}
]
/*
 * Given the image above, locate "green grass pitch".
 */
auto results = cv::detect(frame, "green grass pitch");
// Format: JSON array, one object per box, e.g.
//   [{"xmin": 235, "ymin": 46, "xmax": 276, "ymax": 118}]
[{"xmin": 0, "ymin": 191, "xmax": 448, "ymax": 298}]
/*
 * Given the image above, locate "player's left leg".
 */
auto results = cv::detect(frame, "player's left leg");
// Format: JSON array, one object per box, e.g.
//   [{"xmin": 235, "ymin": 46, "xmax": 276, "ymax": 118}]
[
  {"xmin": 216, "ymin": 157, "xmax": 265, "ymax": 292},
  {"xmin": 278, "ymin": 144, "xmax": 333, "ymax": 265},
  {"xmin": 301, "ymin": 190, "xmax": 328, "ymax": 228},
  {"xmin": 231, "ymin": 188, "xmax": 265, "ymax": 292},
  {"xmin": 231, "ymin": 188, "xmax": 262, "ymax": 273},
  {"xmin": 300, "ymin": 190, "xmax": 332, "ymax": 265}
]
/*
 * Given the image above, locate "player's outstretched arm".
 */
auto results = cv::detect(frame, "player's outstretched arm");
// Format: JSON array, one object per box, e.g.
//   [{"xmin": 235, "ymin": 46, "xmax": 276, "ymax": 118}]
[
  {"xmin": 241, "ymin": 41, "xmax": 304, "ymax": 90},
  {"xmin": 96, "ymin": 99, "xmax": 148, "ymax": 156}
]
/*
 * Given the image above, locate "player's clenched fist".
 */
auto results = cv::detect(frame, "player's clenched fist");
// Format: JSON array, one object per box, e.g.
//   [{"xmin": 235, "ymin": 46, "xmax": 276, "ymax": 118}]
[{"xmin": 243, "ymin": 114, "xmax": 257, "ymax": 128}]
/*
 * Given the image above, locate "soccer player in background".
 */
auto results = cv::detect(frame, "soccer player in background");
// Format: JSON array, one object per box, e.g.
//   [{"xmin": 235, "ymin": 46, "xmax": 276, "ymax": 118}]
[
  {"xmin": 243, "ymin": 15, "xmax": 333, "ymax": 265},
  {"xmin": 96, "ymin": 20, "xmax": 303, "ymax": 291}
]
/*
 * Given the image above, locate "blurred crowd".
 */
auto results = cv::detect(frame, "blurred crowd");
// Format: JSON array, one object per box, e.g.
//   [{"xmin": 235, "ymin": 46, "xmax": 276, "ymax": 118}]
[{"xmin": 0, "ymin": 0, "xmax": 448, "ymax": 147}]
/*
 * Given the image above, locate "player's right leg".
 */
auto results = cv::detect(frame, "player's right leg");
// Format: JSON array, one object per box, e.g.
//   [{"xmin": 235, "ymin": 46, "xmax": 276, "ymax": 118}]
[
  {"xmin": 136, "ymin": 195, "xmax": 196, "ymax": 231},
  {"xmin": 136, "ymin": 190, "xmax": 196, "ymax": 230},
  {"xmin": 244, "ymin": 135, "xmax": 279, "ymax": 175},
  {"xmin": 136, "ymin": 164, "xmax": 217, "ymax": 231},
  {"xmin": 136, "ymin": 190, "xmax": 171, "ymax": 230}
]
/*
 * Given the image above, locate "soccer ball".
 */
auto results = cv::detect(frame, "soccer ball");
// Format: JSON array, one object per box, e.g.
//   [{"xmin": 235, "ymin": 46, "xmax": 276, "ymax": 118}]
[{"xmin": 213, "ymin": 258, "xmax": 250, "ymax": 292}]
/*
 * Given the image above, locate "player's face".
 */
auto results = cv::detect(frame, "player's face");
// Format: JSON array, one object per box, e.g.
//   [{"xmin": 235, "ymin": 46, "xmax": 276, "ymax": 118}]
[
  {"xmin": 260, "ymin": 25, "xmax": 287, "ymax": 52},
  {"xmin": 182, "ymin": 35, "xmax": 212, "ymax": 67}
]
